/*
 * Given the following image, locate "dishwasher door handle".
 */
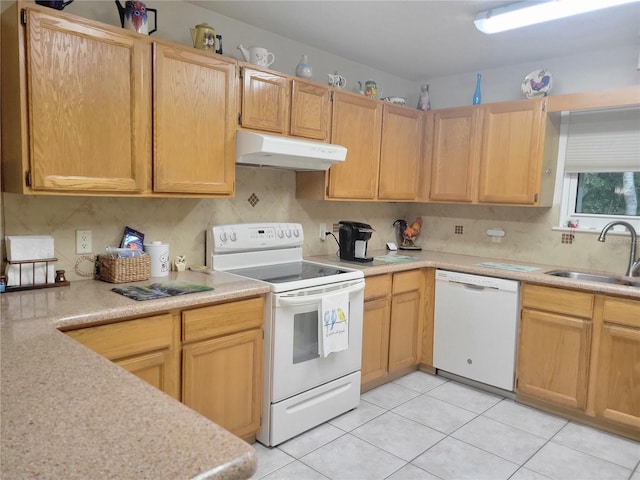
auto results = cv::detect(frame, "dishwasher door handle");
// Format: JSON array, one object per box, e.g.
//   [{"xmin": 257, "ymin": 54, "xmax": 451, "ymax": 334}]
[{"xmin": 449, "ymin": 281, "xmax": 489, "ymax": 291}]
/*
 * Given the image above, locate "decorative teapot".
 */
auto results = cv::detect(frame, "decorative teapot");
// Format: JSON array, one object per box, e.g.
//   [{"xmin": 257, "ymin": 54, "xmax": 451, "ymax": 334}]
[
  {"xmin": 358, "ymin": 79, "xmax": 380, "ymax": 99},
  {"xmin": 327, "ymin": 73, "xmax": 346, "ymax": 89},
  {"xmin": 190, "ymin": 23, "xmax": 222, "ymax": 54},
  {"xmin": 238, "ymin": 44, "xmax": 275, "ymax": 68},
  {"xmin": 35, "ymin": 0, "xmax": 74, "ymax": 9},
  {"xmin": 115, "ymin": 0, "xmax": 157, "ymax": 35}
]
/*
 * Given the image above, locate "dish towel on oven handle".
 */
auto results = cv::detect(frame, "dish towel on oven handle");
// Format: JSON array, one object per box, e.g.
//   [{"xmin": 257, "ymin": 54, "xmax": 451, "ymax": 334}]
[{"xmin": 319, "ymin": 291, "xmax": 349, "ymax": 357}]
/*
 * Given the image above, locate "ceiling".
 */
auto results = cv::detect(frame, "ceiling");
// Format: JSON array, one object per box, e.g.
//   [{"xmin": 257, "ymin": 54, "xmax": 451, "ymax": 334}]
[{"xmin": 190, "ymin": 1, "xmax": 640, "ymax": 80}]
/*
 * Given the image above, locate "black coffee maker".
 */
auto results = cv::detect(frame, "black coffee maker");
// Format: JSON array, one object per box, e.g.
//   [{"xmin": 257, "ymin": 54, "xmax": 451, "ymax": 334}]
[{"xmin": 338, "ymin": 221, "xmax": 374, "ymax": 263}]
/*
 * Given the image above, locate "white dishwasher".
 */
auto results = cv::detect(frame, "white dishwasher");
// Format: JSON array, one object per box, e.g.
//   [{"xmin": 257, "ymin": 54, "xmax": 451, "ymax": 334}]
[{"xmin": 433, "ymin": 270, "xmax": 520, "ymax": 392}]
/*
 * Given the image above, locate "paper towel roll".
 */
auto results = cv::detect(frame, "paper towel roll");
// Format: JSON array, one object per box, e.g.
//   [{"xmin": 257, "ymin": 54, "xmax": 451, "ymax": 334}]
[
  {"xmin": 5, "ymin": 235, "xmax": 55, "ymax": 261},
  {"xmin": 144, "ymin": 241, "xmax": 170, "ymax": 277}
]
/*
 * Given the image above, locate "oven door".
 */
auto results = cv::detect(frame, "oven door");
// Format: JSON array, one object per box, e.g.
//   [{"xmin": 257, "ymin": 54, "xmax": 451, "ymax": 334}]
[{"xmin": 270, "ymin": 279, "xmax": 364, "ymax": 402}]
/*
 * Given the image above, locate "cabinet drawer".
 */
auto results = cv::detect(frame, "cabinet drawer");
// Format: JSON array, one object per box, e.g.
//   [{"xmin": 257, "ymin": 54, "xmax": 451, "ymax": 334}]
[
  {"xmin": 603, "ymin": 296, "xmax": 640, "ymax": 329},
  {"xmin": 392, "ymin": 269, "xmax": 423, "ymax": 294},
  {"xmin": 66, "ymin": 313, "xmax": 173, "ymax": 360},
  {"xmin": 365, "ymin": 274, "xmax": 392, "ymax": 301},
  {"xmin": 522, "ymin": 284, "xmax": 594, "ymax": 319},
  {"xmin": 182, "ymin": 296, "xmax": 264, "ymax": 342}
]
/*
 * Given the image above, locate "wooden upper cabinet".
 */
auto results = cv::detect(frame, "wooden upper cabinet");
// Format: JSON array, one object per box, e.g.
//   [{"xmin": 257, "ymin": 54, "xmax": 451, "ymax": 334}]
[
  {"xmin": 378, "ymin": 104, "xmax": 422, "ymax": 200},
  {"xmin": 429, "ymin": 106, "xmax": 481, "ymax": 202},
  {"xmin": 24, "ymin": 7, "xmax": 151, "ymax": 193},
  {"xmin": 327, "ymin": 91, "xmax": 382, "ymax": 199},
  {"xmin": 478, "ymin": 99, "xmax": 546, "ymax": 205},
  {"xmin": 290, "ymin": 79, "xmax": 331, "ymax": 141},
  {"xmin": 240, "ymin": 67, "xmax": 289, "ymax": 134},
  {"xmin": 153, "ymin": 43, "xmax": 236, "ymax": 194}
]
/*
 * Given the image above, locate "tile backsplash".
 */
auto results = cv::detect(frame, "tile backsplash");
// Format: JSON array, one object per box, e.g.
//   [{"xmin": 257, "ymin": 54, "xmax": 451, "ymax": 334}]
[{"xmin": 1, "ymin": 167, "xmax": 633, "ymax": 282}]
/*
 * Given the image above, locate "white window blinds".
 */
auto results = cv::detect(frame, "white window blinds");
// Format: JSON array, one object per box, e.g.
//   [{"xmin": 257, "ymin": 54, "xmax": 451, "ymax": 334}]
[{"xmin": 564, "ymin": 106, "xmax": 640, "ymax": 173}]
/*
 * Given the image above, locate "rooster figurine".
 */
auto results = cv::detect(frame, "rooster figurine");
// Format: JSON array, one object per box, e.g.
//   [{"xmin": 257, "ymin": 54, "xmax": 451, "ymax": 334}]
[{"xmin": 393, "ymin": 216, "xmax": 423, "ymax": 250}]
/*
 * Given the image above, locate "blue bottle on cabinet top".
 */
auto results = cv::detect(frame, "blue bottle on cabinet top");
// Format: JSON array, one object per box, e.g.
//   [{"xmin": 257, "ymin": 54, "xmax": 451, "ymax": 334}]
[{"xmin": 473, "ymin": 73, "xmax": 482, "ymax": 105}]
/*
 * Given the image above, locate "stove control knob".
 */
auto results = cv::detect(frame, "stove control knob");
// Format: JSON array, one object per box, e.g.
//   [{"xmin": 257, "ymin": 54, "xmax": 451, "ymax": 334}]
[
  {"xmin": 219, "ymin": 232, "xmax": 228, "ymax": 242},
  {"xmin": 293, "ymin": 228, "xmax": 300, "ymax": 238},
  {"xmin": 285, "ymin": 229, "xmax": 292, "ymax": 238},
  {"xmin": 277, "ymin": 229, "xmax": 284, "ymax": 238},
  {"xmin": 229, "ymin": 232, "xmax": 237, "ymax": 242}
]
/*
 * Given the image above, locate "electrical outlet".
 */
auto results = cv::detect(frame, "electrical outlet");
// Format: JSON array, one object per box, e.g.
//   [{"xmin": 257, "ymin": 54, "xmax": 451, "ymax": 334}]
[
  {"xmin": 76, "ymin": 230, "xmax": 92, "ymax": 254},
  {"xmin": 319, "ymin": 223, "xmax": 327, "ymax": 240}
]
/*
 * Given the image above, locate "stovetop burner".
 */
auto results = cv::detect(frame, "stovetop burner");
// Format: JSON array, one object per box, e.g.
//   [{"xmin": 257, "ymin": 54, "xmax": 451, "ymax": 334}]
[{"xmin": 226, "ymin": 261, "xmax": 352, "ymax": 284}]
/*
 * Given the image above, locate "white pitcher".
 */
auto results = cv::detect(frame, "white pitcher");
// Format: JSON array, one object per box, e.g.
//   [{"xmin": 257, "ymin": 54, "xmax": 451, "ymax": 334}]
[{"xmin": 238, "ymin": 44, "xmax": 275, "ymax": 68}]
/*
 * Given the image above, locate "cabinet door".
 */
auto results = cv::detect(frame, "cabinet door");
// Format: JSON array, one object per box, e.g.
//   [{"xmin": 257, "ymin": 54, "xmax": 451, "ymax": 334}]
[
  {"xmin": 240, "ymin": 67, "xmax": 289, "ymax": 134},
  {"xmin": 290, "ymin": 79, "xmax": 330, "ymax": 141},
  {"xmin": 429, "ymin": 106, "xmax": 481, "ymax": 202},
  {"xmin": 478, "ymin": 99, "xmax": 545, "ymax": 204},
  {"xmin": 362, "ymin": 297, "xmax": 391, "ymax": 384},
  {"xmin": 378, "ymin": 104, "xmax": 422, "ymax": 200},
  {"xmin": 517, "ymin": 309, "xmax": 592, "ymax": 409},
  {"xmin": 388, "ymin": 290, "xmax": 421, "ymax": 373},
  {"xmin": 65, "ymin": 313, "xmax": 179, "ymax": 398},
  {"xmin": 594, "ymin": 324, "xmax": 640, "ymax": 430},
  {"xmin": 182, "ymin": 329, "xmax": 262, "ymax": 439},
  {"xmin": 327, "ymin": 91, "xmax": 382, "ymax": 199},
  {"xmin": 154, "ymin": 44, "xmax": 236, "ymax": 194},
  {"xmin": 25, "ymin": 8, "xmax": 151, "ymax": 192},
  {"xmin": 116, "ymin": 350, "xmax": 173, "ymax": 395},
  {"xmin": 594, "ymin": 297, "xmax": 640, "ymax": 430}
]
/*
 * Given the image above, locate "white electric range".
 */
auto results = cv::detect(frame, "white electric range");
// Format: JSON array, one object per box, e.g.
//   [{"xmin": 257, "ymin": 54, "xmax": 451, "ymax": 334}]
[{"xmin": 206, "ymin": 223, "xmax": 364, "ymax": 446}]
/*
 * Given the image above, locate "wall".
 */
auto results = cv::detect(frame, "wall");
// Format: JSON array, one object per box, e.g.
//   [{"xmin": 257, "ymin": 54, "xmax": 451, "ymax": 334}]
[
  {"xmin": 1, "ymin": 0, "xmax": 638, "ymax": 282},
  {"xmin": 426, "ymin": 45, "xmax": 640, "ymax": 109},
  {"xmin": 62, "ymin": 0, "xmax": 420, "ymax": 104}
]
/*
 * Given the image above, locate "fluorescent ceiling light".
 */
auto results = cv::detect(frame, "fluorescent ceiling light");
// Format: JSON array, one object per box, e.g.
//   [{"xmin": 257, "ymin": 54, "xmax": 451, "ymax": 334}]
[{"xmin": 474, "ymin": 0, "xmax": 640, "ymax": 34}]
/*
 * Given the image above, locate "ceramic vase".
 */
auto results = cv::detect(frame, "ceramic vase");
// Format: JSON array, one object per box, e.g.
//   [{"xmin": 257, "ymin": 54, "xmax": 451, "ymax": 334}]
[
  {"xmin": 417, "ymin": 84, "xmax": 431, "ymax": 111},
  {"xmin": 473, "ymin": 73, "xmax": 482, "ymax": 105},
  {"xmin": 295, "ymin": 55, "xmax": 313, "ymax": 79}
]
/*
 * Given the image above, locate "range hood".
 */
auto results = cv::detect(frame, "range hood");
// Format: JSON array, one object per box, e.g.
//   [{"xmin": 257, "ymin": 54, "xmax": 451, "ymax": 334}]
[{"xmin": 236, "ymin": 131, "xmax": 347, "ymax": 171}]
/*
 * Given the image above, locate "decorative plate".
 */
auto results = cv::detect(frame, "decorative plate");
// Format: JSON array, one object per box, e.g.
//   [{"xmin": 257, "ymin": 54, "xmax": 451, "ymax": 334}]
[{"xmin": 521, "ymin": 69, "xmax": 553, "ymax": 98}]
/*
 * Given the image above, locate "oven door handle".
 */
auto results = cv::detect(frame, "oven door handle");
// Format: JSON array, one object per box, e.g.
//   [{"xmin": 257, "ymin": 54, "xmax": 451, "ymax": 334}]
[{"xmin": 277, "ymin": 283, "xmax": 365, "ymax": 306}]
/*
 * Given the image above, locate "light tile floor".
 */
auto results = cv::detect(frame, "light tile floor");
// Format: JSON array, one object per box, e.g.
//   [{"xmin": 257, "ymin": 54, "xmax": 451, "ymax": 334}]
[{"xmin": 251, "ymin": 371, "xmax": 640, "ymax": 480}]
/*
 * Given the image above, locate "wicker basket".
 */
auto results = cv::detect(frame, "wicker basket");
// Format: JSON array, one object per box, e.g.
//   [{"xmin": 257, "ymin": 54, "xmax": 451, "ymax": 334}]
[{"xmin": 95, "ymin": 254, "xmax": 150, "ymax": 283}]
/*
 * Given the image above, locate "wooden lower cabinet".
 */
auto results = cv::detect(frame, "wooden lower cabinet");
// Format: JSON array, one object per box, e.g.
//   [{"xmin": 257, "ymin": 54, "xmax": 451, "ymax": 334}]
[
  {"xmin": 361, "ymin": 270, "xmax": 426, "ymax": 391},
  {"xmin": 517, "ymin": 308, "xmax": 592, "ymax": 409},
  {"xmin": 517, "ymin": 284, "xmax": 640, "ymax": 440},
  {"xmin": 64, "ymin": 313, "xmax": 180, "ymax": 399},
  {"xmin": 181, "ymin": 297, "xmax": 264, "ymax": 440},
  {"xmin": 361, "ymin": 274, "xmax": 392, "ymax": 385},
  {"xmin": 388, "ymin": 281, "xmax": 421, "ymax": 372},
  {"xmin": 182, "ymin": 329, "xmax": 262, "ymax": 439},
  {"xmin": 591, "ymin": 296, "xmax": 640, "ymax": 433},
  {"xmin": 517, "ymin": 284, "xmax": 594, "ymax": 409},
  {"xmin": 65, "ymin": 295, "xmax": 266, "ymax": 441}
]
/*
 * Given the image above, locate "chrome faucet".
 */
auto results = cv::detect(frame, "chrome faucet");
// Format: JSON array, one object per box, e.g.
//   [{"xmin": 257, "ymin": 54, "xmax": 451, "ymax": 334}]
[{"xmin": 598, "ymin": 221, "xmax": 640, "ymax": 277}]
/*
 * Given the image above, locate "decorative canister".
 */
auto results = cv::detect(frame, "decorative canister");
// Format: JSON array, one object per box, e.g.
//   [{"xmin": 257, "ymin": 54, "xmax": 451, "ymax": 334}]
[
  {"xmin": 143, "ymin": 241, "xmax": 170, "ymax": 277},
  {"xmin": 295, "ymin": 55, "xmax": 313, "ymax": 79}
]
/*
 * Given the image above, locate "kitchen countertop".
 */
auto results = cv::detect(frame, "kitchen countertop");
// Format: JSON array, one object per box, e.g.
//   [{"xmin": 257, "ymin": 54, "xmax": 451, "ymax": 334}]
[
  {"xmin": 2, "ymin": 251, "xmax": 638, "ymax": 480},
  {"xmin": 309, "ymin": 249, "xmax": 640, "ymax": 298},
  {"xmin": 1, "ymin": 270, "xmax": 271, "ymax": 480}
]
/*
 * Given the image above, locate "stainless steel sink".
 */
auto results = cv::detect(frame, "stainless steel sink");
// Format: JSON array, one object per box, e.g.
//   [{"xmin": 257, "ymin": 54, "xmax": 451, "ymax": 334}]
[{"xmin": 545, "ymin": 270, "xmax": 640, "ymax": 287}]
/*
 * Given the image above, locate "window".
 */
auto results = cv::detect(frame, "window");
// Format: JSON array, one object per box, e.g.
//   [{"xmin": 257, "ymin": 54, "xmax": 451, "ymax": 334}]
[{"xmin": 558, "ymin": 107, "xmax": 640, "ymax": 232}]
